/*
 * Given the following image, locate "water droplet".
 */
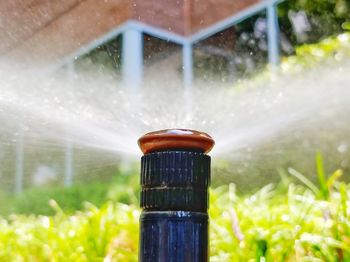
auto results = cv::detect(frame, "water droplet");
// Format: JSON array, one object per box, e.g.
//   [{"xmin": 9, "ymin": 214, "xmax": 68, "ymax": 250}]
[{"xmin": 338, "ymin": 144, "xmax": 347, "ymax": 153}]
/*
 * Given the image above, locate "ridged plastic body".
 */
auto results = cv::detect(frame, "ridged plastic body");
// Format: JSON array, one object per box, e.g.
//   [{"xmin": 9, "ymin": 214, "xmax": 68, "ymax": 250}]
[{"xmin": 139, "ymin": 151, "xmax": 210, "ymax": 262}]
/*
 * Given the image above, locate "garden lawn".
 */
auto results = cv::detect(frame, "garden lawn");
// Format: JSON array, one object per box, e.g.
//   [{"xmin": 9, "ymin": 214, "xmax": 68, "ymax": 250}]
[{"xmin": 1, "ymin": 179, "xmax": 350, "ymax": 261}]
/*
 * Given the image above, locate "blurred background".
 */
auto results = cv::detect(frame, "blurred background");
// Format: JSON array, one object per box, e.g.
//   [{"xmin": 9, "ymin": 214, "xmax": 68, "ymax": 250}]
[
  {"xmin": 1, "ymin": 1, "xmax": 350, "ymax": 261},
  {"xmin": 0, "ymin": 0, "xmax": 349, "ymax": 215}
]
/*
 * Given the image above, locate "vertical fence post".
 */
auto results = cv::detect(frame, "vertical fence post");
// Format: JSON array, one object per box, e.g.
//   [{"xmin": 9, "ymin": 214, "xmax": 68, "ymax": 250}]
[
  {"xmin": 122, "ymin": 28, "xmax": 143, "ymax": 91},
  {"xmin": 64, "ymin": 62, "xmax": 75, "ymax": 187},
  {"xmin": 267, "ymin": 1, "xmax": 280, "ymax": 66},
  {"xmin": 64, "ymin": 140, "xmax": 73, "ymax": 187},
  {"xmin": 183, "ymin": 43, "xmax": 194, "ymax": 89},
  {"xmin": 15, "ymin": 128, "xmax": 24, "ymax": 195}
]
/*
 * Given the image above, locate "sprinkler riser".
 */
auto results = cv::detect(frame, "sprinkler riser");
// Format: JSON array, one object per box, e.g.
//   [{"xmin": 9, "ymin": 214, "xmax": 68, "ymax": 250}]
[{"xmin": 139, "ymin": 150, "xmax": 210, "ymax": 262}]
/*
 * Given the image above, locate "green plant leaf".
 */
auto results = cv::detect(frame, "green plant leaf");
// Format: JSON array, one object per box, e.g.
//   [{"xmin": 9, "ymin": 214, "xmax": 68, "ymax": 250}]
[
  {"xmin": 316, "ymin": 152, "xmax": 328, "ymax": 199},
  {"xmin": 287, "ymin": 167, "xmax": 319, "ymax": 195},
  {"xmin": 327, "ymin": 169, "xmax": 343, "ymax": 190},
  {"xmin": 342, "ymin": 22, "xmax": 350, "ymax": 31}
]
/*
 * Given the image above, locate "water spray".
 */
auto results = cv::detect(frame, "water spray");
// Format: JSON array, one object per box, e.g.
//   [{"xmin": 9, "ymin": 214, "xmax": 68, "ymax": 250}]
[{"xmin": 138, "ymin": 129, "xmax": 214, "ymax": 261}]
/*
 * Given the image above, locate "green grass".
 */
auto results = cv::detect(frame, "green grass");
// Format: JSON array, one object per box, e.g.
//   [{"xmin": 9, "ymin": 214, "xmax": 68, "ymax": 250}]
[
  {"xmin": 1, "ymin": 170, "xmax": 350, "ymax": 261},
  {"xmin": 0, "ymin": 173, "xmax": 140, "ymax": 216},
  {"xmin": 281, "ymin": 30, "xmax": 350, "ymax": 73},
  {"xmin": 210, "ymin": 182, "xmax": 350, "ymax": 261}
]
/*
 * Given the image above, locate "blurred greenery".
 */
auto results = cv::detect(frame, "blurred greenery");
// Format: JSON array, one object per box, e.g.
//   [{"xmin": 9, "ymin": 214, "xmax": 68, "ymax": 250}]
[
  {"xmin": 281, "ymin": 31, "xmax": 350, "ymax": 72},
  {"xmin": 279, "ymin": 0, "xmax": 349, "ymax": 42},
  {"xmin": 194, "ymin": 0, "xmax": 350, "ymax": 79},
  {"xmin": 4, "ymin": 183, "xmax": 108, "ymax": 216},
  {"xmin": 1, "ymin": 157, "xmax": 350, "ymax": 261},
  {"xmin": 0, "ymin": 173, "xmax": 139, "ymax": 216}
]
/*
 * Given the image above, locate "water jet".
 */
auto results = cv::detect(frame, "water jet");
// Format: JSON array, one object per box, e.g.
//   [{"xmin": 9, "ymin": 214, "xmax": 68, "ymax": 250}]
[{"xmin": 138, "ymin": 129, "xmax": 214, "ymax": 262}]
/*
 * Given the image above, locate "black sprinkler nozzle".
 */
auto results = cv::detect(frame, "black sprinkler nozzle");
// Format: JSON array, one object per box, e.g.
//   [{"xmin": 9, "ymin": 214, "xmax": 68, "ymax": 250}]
[{"xmin": 138, "ymin": 129, "xmax": 214, "ymax": 262}]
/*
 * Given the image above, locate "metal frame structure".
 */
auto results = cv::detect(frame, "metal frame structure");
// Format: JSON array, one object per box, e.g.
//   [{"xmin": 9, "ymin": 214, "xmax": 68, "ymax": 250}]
[
  {"xmin": 15, "ymin": 0, "xmax": 283, "ymax": 191},
  {"xmin": 122, "ymin": 28, "xmax": 144, "ymax": 91},
  {"xmin": 54, "ymin": 0, "xmax": 282, "ymax": 86}
]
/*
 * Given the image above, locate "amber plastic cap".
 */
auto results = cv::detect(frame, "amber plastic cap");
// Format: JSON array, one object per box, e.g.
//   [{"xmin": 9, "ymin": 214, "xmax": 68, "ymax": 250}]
[{"xmin": 138, "ymin": 129, "xmax": 215, "ymax": 154}]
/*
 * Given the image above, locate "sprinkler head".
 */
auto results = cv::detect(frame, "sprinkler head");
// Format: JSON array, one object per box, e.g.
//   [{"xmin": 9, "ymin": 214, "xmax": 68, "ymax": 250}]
[
  {"xmin": 138, "ymin": 129, "xmax": 214, "ymax": 261},
  {"xmin": 138, "ymin": 128, "xmax": 215, "ymax": 154}
]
